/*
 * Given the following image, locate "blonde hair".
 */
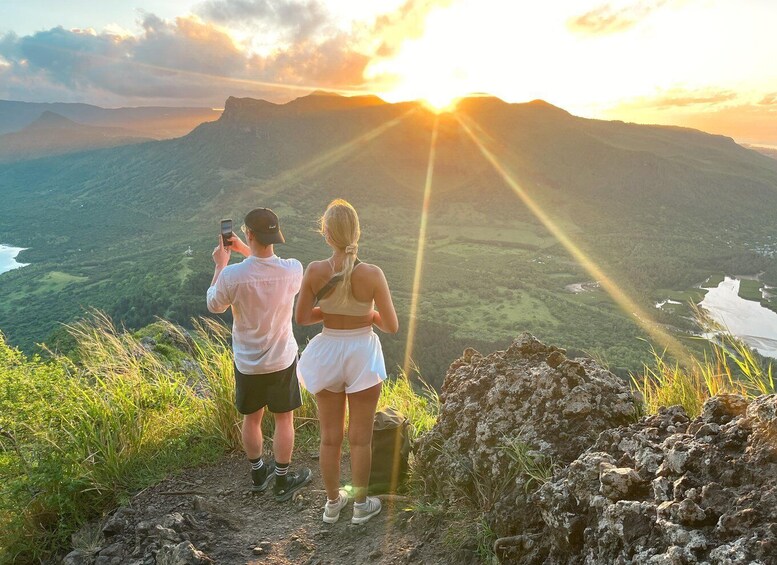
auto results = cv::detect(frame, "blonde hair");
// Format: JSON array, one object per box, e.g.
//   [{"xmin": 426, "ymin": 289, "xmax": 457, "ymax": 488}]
[{"xmin": 319, "ymin": 199, "xmax": 360, "ymax": 301}]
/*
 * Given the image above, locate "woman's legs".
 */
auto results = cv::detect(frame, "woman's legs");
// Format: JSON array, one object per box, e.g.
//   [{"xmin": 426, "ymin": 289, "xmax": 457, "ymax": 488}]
[
  {"xmin": 347, "ymin": 383, "xmax": 382, "ymax": 503},
  {"xmin": 315, "ymin": 389, "xmax": 347, "ymax": 501}
]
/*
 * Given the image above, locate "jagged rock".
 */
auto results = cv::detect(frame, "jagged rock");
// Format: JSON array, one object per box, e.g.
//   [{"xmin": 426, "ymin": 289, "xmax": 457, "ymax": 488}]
[
  {"xmin": 102, "ymin": 507, "xmax": 134, "ymax": 537},
  {"xmin": 415, "ymin": 333, "xmax": 638, "ymax": 537},
  {"xmin": 155, "ymin": 541, "xmax": 213, "ymax": 565},
  {"xmin": 599, "ymin": 463, "xmax": 644, "ymax": 500},
  {"xmin": 527, "ymin": 394, "xmax": 777, "ymax": 564},
  {"xmin": 62, "ymin": 548, "xmax": 96, "ymax": 565}
]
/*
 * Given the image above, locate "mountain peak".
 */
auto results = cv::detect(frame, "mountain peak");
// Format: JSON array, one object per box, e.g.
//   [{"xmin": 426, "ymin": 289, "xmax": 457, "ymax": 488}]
[
  {"xmin": 307, "ymin": 90, "xmax": 343, "ymax": 97},
  {"xmin": 26, "ymin": 111, "xmax": 80, "ymax": 130},
  {"xmin": 219, "ymin": 92, "xmax": 387, "ymax": 123},
  {"xmin": 288, "ymin": 91, "xmax": 385, "ymax": 111},
  {"xmin": 220, "ymin": 97, "xmax": 278, "ymax": 122},
  {"xmin": 525, "ymin": 99, "xmax": 569, "ymax": 113}
]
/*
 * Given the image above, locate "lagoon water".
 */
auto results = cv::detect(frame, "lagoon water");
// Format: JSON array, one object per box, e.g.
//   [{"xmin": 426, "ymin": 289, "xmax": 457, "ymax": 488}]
[
  {"xmin": 0, "ymin": 244, "xmax": 28, "ymax": 275},
  {"xmin": 699, "ymin": 277, "xmax": 777, "ymax": 359}
]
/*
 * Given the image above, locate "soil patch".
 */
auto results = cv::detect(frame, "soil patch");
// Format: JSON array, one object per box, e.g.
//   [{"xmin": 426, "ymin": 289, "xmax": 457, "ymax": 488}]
[{"xmin": 67, "ymin": 451, "xmax": 460, "ymax": 565}]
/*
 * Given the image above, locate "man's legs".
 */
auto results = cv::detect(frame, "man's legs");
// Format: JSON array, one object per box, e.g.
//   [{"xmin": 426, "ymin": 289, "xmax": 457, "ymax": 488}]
[
  {"xmin": 242, "ymin": 407, "xmax": 276, "ymax": 492},
  {"xmin": 268, "ymin": 363, "xmax": 311, "ymax": 502},
  {"xmin": 242, "ymin": 407, "xmax": 264, "ymax": 459},
  {"xmin": 272, "ymin": 410, "xmax": 295, "ymax": 464}
]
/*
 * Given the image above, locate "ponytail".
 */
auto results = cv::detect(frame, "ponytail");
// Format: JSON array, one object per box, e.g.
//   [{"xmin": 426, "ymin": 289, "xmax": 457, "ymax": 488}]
[{"xmin": 319, "ymin": 199, "xmax": 361, "ymax": 302}]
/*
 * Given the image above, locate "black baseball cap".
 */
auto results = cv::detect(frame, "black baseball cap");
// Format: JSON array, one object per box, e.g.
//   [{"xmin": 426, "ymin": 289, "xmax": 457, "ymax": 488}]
[{"xmin": 244, "ymin": 208, "xmax": 285, "ymax": 245}]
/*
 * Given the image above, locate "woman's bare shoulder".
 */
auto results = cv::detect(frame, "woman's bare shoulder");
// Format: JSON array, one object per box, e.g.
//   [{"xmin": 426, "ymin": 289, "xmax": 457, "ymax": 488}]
[
  {"xmin": 354, "ymin": 261, "xmax": 385, "ymax": 280},
  {"xmin": 305, "ymin": 259, "xmax": 331, "ymax": 273}
]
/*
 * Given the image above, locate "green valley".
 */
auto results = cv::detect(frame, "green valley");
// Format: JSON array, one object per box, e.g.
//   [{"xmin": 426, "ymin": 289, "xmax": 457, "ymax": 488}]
[{"xmin": 1, "ymin": 93, "xmax": 777, "ymax": 384}]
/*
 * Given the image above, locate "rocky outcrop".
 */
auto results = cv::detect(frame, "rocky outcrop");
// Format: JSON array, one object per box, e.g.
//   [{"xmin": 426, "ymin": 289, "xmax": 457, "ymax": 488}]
[
  {"xmin": 524, "ymin": 394, "xmax": 777, "ymax": 564},
  {"xmin": 62, "ymin": 508, "xmax": 215, "ymax": 565},
  {"xmin": 415, "ymin": 333, "xmax": 777, "ymax": 564},
  {"xmin": 414, "ymin": 333, "xmax": 639, "ymax": 537}
]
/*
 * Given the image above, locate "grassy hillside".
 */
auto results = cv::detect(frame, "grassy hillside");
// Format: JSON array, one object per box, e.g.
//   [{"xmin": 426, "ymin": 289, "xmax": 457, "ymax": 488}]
[
  {"xmin": 1, "ymin": 93, "xmax": 776, "ymax": 381},
  {"xmin": 1, "ymin": 314, "xmax": 770, "ymax": 563},
  {"xmin": 0, "ymin": 315, "xmax": 437, "ymax": 562}
]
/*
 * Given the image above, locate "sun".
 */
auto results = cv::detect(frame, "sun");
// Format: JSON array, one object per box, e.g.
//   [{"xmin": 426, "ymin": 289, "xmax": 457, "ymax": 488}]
[{"xmin": 420, "ymin": 91, "xmax": 460, "ymax": 113}]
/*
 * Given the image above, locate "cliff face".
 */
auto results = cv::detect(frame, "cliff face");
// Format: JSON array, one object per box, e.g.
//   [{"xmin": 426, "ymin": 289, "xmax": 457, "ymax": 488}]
[
  {"xmin": 414, "ymin": 332, "xmax": 639, "ymax": 541},
  {"xmin": 415, "ymin": 334, "xmax": 777, "ymax": 564}
]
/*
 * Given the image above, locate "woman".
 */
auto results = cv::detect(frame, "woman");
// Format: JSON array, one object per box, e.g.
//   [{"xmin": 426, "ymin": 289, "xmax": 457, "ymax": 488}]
[{"xmin": 296, "ymin": 199, "xmax": 399, "ymax": 525}]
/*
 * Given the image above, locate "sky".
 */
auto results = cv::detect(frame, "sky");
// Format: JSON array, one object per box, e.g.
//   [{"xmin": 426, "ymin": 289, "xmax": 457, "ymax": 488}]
[{"xmin": 1, "ymin": 0, "xmax": 776, "ymax": 144}]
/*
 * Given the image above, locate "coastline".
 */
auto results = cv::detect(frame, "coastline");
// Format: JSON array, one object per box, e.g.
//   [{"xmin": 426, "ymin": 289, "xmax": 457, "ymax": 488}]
[{"xmin": 0, "ymin": 243, "xmax": 29, "ymax": 274}]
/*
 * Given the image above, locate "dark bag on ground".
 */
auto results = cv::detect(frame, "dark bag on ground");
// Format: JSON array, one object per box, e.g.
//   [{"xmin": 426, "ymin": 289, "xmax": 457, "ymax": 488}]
[{"xmin": 369, "ymin": 408, "xmax": 411, "ymax": 494}]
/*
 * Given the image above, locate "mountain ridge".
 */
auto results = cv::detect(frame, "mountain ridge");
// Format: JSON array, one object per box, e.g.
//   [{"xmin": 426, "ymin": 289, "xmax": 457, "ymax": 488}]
[
  {"xmin": 0, "ymin": 99, "xmax": 222, "ymax": 138},
  {"xmin": 1, "ymin": 91, "xmax": 776, "ymax": 378},
  {"xmin": 0, "ymin": 112, "xmax": 154, "ymax": 163}
]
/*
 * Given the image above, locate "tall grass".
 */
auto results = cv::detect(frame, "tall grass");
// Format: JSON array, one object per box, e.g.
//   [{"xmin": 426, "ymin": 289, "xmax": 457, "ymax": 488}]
[
  {"xmin": 633, "ymin": 329, "xmax": 774, "ymax": 418},
  {"xmin": 379, "ymin": 362, "xmax": 439, "ymax": 438},
  {"xmin": 0, "ymin": 313, "xmax": 240, "ymax": 562},
  {"xmin": 0, "ymin": 313, "xmax": 441, "ymax": 562}
]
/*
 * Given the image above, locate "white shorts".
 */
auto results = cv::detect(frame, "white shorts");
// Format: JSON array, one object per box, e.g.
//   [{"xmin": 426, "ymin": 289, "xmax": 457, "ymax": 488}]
[{"xmin": 297, "ymin": 326, "xmax": 387, "ymax": 394}]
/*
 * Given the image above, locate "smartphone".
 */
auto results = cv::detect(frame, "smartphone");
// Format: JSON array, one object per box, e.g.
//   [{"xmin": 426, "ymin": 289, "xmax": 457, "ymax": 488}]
[{"xmin": 220, "ymin": 219, "xmax": 233, "ymax": 246}]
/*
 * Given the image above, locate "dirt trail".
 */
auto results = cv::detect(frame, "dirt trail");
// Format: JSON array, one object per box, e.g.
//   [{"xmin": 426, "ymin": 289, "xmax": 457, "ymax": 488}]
[{"xmin": 89, "ymin": 450, "xmax": 464, "ymax": 565}]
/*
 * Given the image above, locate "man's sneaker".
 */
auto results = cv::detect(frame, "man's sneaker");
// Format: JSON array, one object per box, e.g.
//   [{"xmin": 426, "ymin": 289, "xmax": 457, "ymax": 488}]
[
  {"xmin": 351, "ymin": 496, "xmax": 382, "ymax": 525},
  {"xmin": 251, "ymin": 460, "xmax": 276, "ymax": 493},
  {"xmin": 273, "ymin": 468, "xmax": 312, "ymax": 502},
  {"xmin": 322, "ymin": 489, "xmax": 350, "ymax": 524}
]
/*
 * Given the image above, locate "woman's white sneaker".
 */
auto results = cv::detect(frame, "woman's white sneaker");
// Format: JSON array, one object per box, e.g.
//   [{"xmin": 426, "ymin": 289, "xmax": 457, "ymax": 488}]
[
  {"xmin": 322, "ymin": 489, "xmax": 350, "ymax": 524},
  {"xmin": 351, "ymin": 496, "xmax": 381, "ymax": 525}
]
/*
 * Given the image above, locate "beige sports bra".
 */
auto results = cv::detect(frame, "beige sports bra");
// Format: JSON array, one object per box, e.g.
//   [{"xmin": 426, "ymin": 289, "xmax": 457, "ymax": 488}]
[{"xmin": 316, "ymin": 262, "xmax": 374, "ymax": 316}]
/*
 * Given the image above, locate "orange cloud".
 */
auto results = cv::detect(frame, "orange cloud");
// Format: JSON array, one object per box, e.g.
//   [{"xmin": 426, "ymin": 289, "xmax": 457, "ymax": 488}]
[
  {"xmin": 759, "ymin": 93, "xmax": 777, "ymax": 105},
  {"xmin": 606, "ymin": 89, "xmax": 777, "ymax": 145},
  {"xmin": 648, "ymin": 90, "xmax": 737, "ymax": 108},
  {"xmin": 568, "ymin": 1, "xmax": 670, "ymax": 35}
]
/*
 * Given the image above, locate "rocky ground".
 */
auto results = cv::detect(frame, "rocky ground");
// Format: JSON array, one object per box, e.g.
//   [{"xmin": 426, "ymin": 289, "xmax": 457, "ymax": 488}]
[
  {"xmin": 530, "ymin": 394, "xmax": 777, "ymax": 564},
  {"xmin": 61, "ymin": 332, "xmax": 777, "ymax": 564},
  {"xmin": 61, "ymin": 452, "xmax": 459, "ymax": 565}
]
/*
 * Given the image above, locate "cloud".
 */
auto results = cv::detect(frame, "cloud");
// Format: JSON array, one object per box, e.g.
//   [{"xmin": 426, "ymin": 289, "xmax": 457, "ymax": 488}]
[
  {"xmin": 370, "ymin": 0, "xmax": 453, "ymax": 57},
  {"xmin": 568, "ymin": 1, "xmax": 670, "ymax": 36},
  {"xmin": 0, "ymin": 14, "xmax": 370, "ymax": 106},
  {"xmin": 0, "ymin": 0, "xmax": 449, "ymax": 106},
  {"xmin": 647, "ymin": 90, "xmax": 737, "ymax": 108},
  {"xmin": 605, "ymin": 88, "xmax": 777, "ymax": 144},
  {"xmin": 759, "ymin": 93, "xmax": 777, "ymax": 106},
  {"xmin": 197, "ymin": 0, "xmax": 330, "ymax": 41}
]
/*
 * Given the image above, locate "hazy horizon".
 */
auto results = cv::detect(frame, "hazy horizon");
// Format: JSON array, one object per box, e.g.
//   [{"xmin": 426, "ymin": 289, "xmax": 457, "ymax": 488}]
[{"xmin": 2, "ymin": 1, "xmax": 777, "ymax": 144}]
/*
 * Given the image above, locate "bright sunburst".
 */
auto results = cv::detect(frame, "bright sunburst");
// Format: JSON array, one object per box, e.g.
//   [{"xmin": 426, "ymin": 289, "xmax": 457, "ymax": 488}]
[{"xmin": 420, "ymin": 93, "xmax": 460, "ymax": 113}]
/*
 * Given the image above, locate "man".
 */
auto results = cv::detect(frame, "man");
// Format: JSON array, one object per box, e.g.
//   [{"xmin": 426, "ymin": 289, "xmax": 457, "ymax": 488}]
[{"xmin": 207, "ymin": 207, "xmax": 311, "ymax": 501}]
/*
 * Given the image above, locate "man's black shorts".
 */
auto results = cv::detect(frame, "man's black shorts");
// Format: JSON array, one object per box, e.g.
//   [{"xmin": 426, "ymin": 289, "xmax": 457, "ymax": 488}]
[{"xmin": 234, "ymin": 358, "xmax": 302, "ymax": 415}]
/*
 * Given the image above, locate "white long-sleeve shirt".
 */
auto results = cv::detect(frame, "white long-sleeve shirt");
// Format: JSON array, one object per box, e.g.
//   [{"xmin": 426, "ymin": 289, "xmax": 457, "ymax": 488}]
[{"xmin": 207, "ymin": 255, "xmax": 303, "ymax": 374}]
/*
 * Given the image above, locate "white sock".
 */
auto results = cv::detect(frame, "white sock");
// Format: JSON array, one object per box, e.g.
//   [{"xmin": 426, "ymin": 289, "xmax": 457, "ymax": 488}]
[{"xmin": 250, "ymin": 458, "xmax": 264, "ymax": 471}]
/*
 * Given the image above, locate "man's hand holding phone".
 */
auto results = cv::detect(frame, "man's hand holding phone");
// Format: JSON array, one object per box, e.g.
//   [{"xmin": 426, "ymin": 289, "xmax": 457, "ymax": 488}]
[
  {"xmin": 212, "ymin": 235, "xmax": 231, "ymax": 268},
  {"xmin": 227, "ymin": 232, "xmax": 251, "ymax": 257}
]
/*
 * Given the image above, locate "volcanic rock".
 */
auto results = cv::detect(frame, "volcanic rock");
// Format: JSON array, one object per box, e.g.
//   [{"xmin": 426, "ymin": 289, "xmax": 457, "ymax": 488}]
[
  {"xmin": 414, "ymin": 333, "xmax": 639, "ymax": 537},
  {"xmin": 528, "ymin": 394, "xmax": 777, "ymax": 564}
]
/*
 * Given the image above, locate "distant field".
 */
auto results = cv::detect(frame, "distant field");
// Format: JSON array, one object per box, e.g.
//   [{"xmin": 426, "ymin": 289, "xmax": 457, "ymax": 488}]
[{"xmin": 2, "ymin": 96, "xmax": 777, "ymax": 381}]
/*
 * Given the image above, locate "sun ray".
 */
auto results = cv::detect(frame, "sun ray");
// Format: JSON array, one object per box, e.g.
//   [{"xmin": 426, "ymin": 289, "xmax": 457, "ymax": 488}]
[
  {"xmin": 403, "ymin": 115, "xmax": 440, "ymax": 376},
  {"xmin": 373, "ymin": 114, "xmax": 439, "ymax": 551},
  {"xmin": 250, "ymin": 109, "xmax": 416, "ymax": 200},
  {"xmin": 457, "ymin": 113, "xmax": 695, "ymax": 366}
]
